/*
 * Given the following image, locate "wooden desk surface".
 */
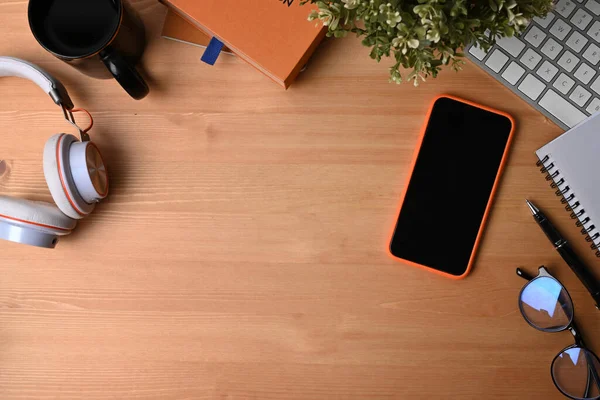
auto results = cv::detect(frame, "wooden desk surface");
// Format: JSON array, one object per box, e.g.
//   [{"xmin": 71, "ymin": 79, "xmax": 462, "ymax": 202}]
[{"xmin": 1, "ymin": 2, "xmax": 599, "ymax": 399}]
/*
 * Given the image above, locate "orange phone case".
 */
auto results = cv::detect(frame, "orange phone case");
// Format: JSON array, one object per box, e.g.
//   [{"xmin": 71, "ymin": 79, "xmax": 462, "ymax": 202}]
[{"xmin": 388, "ymin": 94, "xmax": 516, "ymax": 280}]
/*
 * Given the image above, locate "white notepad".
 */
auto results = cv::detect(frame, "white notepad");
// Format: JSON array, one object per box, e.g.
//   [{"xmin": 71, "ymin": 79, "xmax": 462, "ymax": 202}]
[{"xmin": 536, "ymin": 112, "xmax": 600, "ymax": 256}]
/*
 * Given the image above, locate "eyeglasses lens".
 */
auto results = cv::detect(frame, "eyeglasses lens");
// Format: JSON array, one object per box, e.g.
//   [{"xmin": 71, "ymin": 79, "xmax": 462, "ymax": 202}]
[
  {"xmin": 553, "ymin": 347, "xmax": 600, "ymax": 399},
  {"xmin": 519, "ymin": 276, "xmax": 573, "ymax": 331}
]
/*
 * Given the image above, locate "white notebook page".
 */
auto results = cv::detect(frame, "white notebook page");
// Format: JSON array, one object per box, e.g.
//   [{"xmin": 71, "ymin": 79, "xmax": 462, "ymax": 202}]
[{"xmin": 536, "ymin": 112, "xmax": 600, "ymax": 250}]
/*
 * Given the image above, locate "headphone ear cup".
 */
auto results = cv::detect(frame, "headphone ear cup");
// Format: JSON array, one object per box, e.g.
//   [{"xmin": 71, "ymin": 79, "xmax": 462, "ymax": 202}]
[
  {"xmin": 0, "ymin": 195, "xmax": 76, "ymax": 248},
  {"xmin": 44, "ymin": 134, "xmax": 95, "ymax": 220},
  {"xmin": 0, "ymin": 195, "xmax": 76, "ymax": 231}
]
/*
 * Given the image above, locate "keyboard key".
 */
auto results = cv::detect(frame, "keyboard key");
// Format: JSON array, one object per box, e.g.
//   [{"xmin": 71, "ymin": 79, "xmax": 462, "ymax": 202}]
[
  {"xmin": 469, "ymin": 44, "xmax": 487, "ymax": 60},
  {"xmin": 526, "ymin": 26, "xmax": 548, "ymax": 46},
  {"xmin": 496, "ymin": 35, "xmax": 526, "ymax": 57},
  {"xmin": 590, "ymin": 75, "xmax": 600, "ymax": 94},
  {"xmin": 588, "ymin": 21, "xmax": 600, "ymax": 42},
  {"xmin": 570, "ymin": 85, "xmax": 592, "ymax": 106},
  {"xmin": 520, "ymin": 49, "xmax": 543, "ymax": 70},
  {"xmin": 501, "ymin": 62, "xmax": 526, "ymax": 85},
  {"xmin": 586, "ymin": 0, "xmax": 600, "ymax": 15},
  {"xmin": 537, "ymin": 60, "xmax": 560, "ymax": 82},
  {"xmin": 485, "ymin": 49, "xmax": 509, "ymax": 73},
  {"xmin": 539, "ymin": 89, "xmax": 587, "ymax": 127},
  {"xmin": 541, "ymin": 38, "xmax": 564, "ymax": 59},
  {"xmin": 566, "ymin": 31, "xmax": 589, "ymax": 52},
  {"xmin": 586, "ymin": 97, "xmax": 600, "ymax": 114},
  {"xmin": 554, "ymin": 73, "xmax": 576, "ymax": 94},
  {"xmin": 571, "ymin": 8, "xmax": 592, "ymax": 29},
  {"xmin": 535, "ymin": 12, "xmax": 556, "ymax": 28},
  {"xmin": 583, "ymin": 43, "xmax": 600, "ymax": 64},
  {"xmin": 558, "ymin": 50, "xmax": 580, "ymax": 72},
  {"xmin": 557, "ymin": 0, "xmax": 577, "ymax": 17},
  {"xmin": 518, "ymin": 74, "xmax": 546, "ymax": 100},
  {"xmin": 574, "ymin": 62, "xmax": 596, "ymax": 84},
  {"xmin": 550, "ymin": 19, "xmax": 572, "ymax": 40}
]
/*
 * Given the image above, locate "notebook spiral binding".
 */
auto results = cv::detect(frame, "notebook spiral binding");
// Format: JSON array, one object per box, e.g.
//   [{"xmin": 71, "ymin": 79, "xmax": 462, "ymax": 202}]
[{"xmin": 537, "ymin": 155, "xmax": 600, "ymax": 257}]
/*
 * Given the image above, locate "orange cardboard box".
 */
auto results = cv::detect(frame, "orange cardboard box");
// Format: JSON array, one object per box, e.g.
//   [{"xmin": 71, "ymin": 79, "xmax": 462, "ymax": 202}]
[{"xmin": 159, "ymin": 0, "xmax": 326, "ymax": 88}]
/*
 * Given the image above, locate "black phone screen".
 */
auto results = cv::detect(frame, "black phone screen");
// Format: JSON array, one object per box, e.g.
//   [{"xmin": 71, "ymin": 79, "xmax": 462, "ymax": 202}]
[{"xmin": 389, "ymin": 96, "xmax": 513, "ymax": 276}]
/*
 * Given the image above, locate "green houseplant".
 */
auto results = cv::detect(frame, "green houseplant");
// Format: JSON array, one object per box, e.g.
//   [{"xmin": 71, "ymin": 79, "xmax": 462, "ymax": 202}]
[{"xmin": 301, "ymin": 0, "xmax": 553, "ymax": 85}]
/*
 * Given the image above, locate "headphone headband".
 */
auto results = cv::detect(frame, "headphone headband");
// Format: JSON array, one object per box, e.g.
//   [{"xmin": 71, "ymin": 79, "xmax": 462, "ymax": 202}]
[
  {"xmin": 0, "ymin": 56, "xmax": 74, "ymax": 110},
  {"xmin": 0, "ymin": 57, "xmax": 92, "ymax": 140}
]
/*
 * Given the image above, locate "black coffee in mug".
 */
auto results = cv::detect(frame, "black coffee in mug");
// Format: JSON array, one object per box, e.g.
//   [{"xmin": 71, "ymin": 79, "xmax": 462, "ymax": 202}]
[
  {"xmin": 41, "ymin": 0, "xmax": 119, "ymax": 57},
  {"xmin": 29, "ymin": 0, "xmax": 149, "ymax": 100}
]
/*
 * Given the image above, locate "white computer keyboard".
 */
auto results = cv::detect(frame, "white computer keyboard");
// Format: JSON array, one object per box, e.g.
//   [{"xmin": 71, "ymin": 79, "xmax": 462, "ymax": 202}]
[{"xmin": 467, "ymin": 0, "xmax": 600, "ymax": 129}]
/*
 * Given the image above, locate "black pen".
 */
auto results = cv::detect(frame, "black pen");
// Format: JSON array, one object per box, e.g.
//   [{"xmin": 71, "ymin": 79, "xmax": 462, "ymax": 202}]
[{"xmin": 527, "ymin": 199, "xmax": 600, "ymax": 310}]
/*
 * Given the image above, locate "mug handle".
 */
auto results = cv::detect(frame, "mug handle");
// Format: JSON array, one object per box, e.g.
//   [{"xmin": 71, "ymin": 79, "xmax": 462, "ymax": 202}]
[{"xmin": 100, "ymin": 49, "xmax": 149, "ymax": 100}]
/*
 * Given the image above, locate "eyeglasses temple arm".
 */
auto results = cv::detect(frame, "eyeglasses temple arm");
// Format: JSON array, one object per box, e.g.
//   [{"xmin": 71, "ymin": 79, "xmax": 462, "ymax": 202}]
[
  {"xmin": 585, "ymin": 365, "xmax": 592, "ymax": 399},
  {"xmin": 516, "ymin": 268, "xmax": 535, "ymax": 281},
  {"xmin": 583, "ymin": 350, "xmax": 600, "ymax": 396}
]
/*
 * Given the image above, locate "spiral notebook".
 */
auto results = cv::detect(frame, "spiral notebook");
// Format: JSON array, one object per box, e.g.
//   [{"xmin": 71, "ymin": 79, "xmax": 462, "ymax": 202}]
[{"xmin": 536, "ymin": 113, "xmax": 600, "ymax": 257}]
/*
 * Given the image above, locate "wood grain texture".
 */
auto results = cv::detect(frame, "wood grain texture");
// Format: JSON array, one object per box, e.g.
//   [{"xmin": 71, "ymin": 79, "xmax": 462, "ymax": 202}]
[{"xmin": 1, "ymin": 1, "xmax": 599, "ymax": 398}]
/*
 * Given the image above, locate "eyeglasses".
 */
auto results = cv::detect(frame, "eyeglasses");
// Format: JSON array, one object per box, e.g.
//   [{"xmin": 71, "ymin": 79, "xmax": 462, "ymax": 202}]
[{"xmin": 517, "ymin": 266, "xmax": 600, "ymax": 399}]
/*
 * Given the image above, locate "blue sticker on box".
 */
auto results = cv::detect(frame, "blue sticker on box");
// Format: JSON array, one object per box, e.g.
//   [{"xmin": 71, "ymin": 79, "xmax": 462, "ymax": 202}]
[{"xmin": 201, "ymin": 37, "xmax": 225, "ymax": 66}]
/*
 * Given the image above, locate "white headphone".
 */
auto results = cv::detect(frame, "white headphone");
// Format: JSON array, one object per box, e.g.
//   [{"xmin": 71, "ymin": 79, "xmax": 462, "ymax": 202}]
[{"xmin": 0, "ymin": 57, "xmax": 108, "ymax": 249}]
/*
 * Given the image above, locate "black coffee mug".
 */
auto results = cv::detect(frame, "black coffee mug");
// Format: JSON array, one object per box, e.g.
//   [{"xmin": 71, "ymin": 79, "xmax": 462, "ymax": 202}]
[{"xmin": 28, "ymin": 0, "xmax": 149, "ymax": 100}]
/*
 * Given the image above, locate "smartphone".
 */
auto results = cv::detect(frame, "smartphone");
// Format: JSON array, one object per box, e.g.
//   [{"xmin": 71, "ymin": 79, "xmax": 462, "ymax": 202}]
[{"xmin": 388, "ymin": 95, "xmax": 515, "ymax": 279}]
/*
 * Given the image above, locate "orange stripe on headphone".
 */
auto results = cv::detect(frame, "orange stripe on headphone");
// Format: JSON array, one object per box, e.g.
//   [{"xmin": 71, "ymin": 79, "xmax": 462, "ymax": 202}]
[
  {"xmin": 0, "ymin": 213, "xmax": 72, "ymax": 232},
  {"xmin": 56, "ymin": 134, "xmax": 86, "ymax": 217}
]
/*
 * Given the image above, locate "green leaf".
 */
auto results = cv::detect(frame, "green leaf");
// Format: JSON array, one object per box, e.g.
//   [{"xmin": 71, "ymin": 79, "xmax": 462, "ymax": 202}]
[{"xmin": 300, "ymin": 0, "xmax": 554, "ymax": 84}]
